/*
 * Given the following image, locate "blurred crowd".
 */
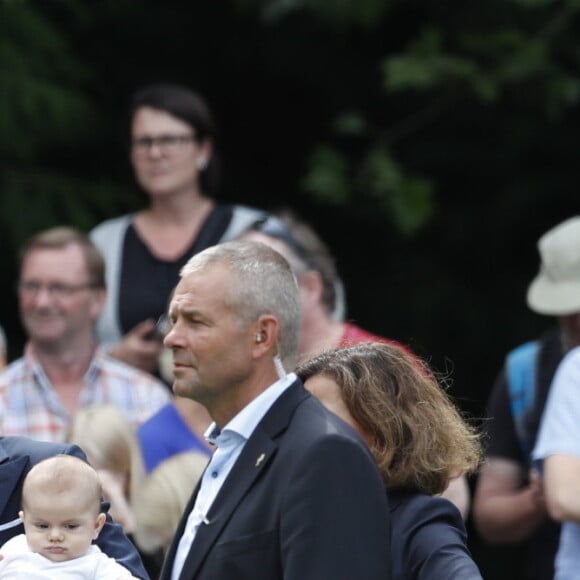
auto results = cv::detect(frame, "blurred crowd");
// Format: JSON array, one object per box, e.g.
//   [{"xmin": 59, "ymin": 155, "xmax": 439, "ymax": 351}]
[{"xmin": 1, "ymin": 83, "xmax": 578, "ymax": 580}]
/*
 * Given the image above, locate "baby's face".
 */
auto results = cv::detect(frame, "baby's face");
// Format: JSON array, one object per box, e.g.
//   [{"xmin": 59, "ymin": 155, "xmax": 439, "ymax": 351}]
[{"xmin": 20, "ymin": 488, "xmax": 105, "ymax": 563}]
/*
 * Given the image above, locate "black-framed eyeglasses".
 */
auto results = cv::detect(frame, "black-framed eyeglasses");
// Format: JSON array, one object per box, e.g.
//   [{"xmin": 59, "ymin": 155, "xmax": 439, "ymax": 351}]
[
  {"xmin": 249, "ymin": 216, "xmax": 309, "ymax": 263},
  {"xmin": 18, "ymin": 281, "xmax": 98, "ymax": 299},
  {"xmin": 131, "ymin": 134, "xmax": 195, "ymax": 154}
]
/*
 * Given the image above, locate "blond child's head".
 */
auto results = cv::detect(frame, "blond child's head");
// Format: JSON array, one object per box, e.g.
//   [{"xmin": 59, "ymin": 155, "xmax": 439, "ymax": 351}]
[{"xmin": 19, "ymin": 455, "xmax": 106, "ymax": 563}]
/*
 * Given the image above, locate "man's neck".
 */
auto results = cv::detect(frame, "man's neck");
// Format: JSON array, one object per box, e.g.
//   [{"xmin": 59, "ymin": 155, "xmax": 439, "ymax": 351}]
[
  {"xmin": 206, "ymin": 367, "xmax": 281, "ymax": 428},
  {"xmin": 29, "ymin": 339, "xmax": 97, "ymax": 416},
  {"xmin": 174, "ymin": 397, "xmax": 213, "ymax": 448},
  {"xmin": 136, "ymin": 196, "xmax": 215, "ymax": 261},
  {"xmin": 146, "ymin": 189, "xmax": 213, "ymax": 226},
  {"xmin": 30, "ymin": 339, "xmax": 96, "ymax": 384}
]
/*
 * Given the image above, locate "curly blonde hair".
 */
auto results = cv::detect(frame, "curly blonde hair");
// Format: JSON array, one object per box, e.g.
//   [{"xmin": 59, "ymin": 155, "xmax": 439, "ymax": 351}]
[{"xmin": 297, "ymin": 342, "xmax": 482, "ymax": 495}]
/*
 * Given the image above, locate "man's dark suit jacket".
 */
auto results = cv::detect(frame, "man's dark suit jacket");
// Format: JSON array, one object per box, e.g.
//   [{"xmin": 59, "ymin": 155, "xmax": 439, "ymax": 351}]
[
  {"xmin": 389, "ymin": 488, "xmax": 483, "ymax": 579},
  {"xmin": 160, "ymin": 380, "xmax": 391, "ymax": 580},
  {"xmin": 0, "ymin": 436, "xmax": 149, "ymax": 579}
]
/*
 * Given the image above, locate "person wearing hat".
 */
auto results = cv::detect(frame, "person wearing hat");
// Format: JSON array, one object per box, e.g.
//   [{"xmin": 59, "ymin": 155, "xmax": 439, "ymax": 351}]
[
  {"xmin": 531, "ymin": 217, "xmax": 580, "ymax": 579},
  {"xmin": 472, "ymin": 216, "xmax": 580, "ymax": 580}
]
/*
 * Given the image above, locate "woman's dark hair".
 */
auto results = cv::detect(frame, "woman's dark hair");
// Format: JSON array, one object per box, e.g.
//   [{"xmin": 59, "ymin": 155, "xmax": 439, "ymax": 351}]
[{"xmin": 129, "ymin": 83, "xmax": 220, "ymax": 194}]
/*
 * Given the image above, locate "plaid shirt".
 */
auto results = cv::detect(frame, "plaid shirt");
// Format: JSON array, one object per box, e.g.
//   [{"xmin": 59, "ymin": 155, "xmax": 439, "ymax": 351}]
[{"xmin": 0, "ymin": 344, "xmax": 171, "ymax": 442}]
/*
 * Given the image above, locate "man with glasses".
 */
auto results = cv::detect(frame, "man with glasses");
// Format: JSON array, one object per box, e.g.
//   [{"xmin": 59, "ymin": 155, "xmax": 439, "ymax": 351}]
[{"xmin": 0, "ymin": 226, "xmax": 170, "ymax": 442}]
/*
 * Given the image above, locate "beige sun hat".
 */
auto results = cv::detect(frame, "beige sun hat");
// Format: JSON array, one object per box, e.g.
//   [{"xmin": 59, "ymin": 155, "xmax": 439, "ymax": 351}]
[{"xmin": 527, "ymin": 216, "xmax": 580, "ymax": 315}]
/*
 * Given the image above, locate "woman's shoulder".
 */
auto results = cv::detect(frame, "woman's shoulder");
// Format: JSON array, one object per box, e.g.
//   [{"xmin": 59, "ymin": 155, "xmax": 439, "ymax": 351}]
[
  {"xmin": 89, "ymin": 214, "xmax": 134, "ymax": 242},
  {"xmin": 389, "ymin": 488, "xmax": 481, "ymax": 580},
  {"xmin": 221, "ymin": 204, "xmax": 266, "ymax": 241}
]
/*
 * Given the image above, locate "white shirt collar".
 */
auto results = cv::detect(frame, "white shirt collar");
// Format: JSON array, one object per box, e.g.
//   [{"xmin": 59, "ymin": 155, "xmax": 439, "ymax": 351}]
[{"xmin": 204, "ymin": 372, "xmax": 297, "ymax": 445}]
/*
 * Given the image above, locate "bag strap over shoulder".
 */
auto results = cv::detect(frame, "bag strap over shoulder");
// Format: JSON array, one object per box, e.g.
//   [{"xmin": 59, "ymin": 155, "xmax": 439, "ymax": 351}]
[{"xmin": 506, "ymin": 340, "xmax": 540, "ymax": 460}]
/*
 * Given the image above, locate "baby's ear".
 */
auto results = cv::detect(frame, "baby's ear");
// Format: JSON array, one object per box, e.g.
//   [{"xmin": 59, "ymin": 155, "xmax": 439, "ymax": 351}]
[{"xmin": 94, "ymin": 513, "xmax": 107, "ymax": 539}]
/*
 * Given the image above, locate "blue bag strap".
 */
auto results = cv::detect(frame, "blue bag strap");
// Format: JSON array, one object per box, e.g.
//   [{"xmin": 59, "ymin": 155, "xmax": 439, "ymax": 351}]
[{"xmin": 506, "ymin": 340, "xmax": 540, "ymax": 460}]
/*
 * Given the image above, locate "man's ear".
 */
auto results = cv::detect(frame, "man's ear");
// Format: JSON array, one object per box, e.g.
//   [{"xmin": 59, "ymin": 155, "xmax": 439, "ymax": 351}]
[
  {"xmin": 299, "ymin": 271, "xmax": 324, "ymax": 305},
  {"xmin": 251, "ymin": 314, "xmax": 279, "ymax": 358},
  {"xmin": 89, "ymin": 288, "xmax": 107, "ymax": 321}
]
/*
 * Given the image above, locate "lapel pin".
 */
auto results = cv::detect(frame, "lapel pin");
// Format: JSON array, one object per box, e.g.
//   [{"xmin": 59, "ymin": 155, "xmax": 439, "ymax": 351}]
[{"xmin": 255, "ymin": 453, "xmax": 266, "ymax": 467}]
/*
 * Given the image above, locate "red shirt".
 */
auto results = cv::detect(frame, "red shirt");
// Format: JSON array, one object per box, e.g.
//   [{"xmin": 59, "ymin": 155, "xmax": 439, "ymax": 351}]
[{"xmin": 339, "ymin": 322, "xmax": 415, "ymax": 357}]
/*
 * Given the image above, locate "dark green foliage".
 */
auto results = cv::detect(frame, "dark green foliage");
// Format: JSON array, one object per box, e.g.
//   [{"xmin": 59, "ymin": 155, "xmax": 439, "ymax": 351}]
[{"xmin": 1, "ymin": 0, "xmax": 579, "ymax": 417}]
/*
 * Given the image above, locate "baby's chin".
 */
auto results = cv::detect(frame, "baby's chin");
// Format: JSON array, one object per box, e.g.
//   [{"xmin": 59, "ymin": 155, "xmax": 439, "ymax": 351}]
[{"xmin": 40, "ymin": 547, "xmax": 73, "ymax": 562}]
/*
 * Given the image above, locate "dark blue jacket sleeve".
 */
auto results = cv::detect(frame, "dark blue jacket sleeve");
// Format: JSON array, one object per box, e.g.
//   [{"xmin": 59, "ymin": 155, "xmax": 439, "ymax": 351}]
[
  {"xmin": 391, "ymin": 491, "xmax": 482, "ymax": 580},
  {"xmin": 281, "ymin": 434, "xmax": 391, "ymax": 579}
]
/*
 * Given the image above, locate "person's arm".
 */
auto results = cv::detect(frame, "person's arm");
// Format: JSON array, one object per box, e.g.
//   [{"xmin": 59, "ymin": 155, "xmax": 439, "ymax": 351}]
[
  {"xmin": 441, "ymin": 475, "xmax": 471, "ymax": 520},
  {"xmin": 282, "ymin": 434, "xmax": 391, "ymax": 580},
  {"xmin": 472, "ymin": 363, "xmax": 548, "ymax": 542},
  {"xmin": 398, "ymin": 495, "xmax": 482, "ymax": 580},
  {"xmin": 533, "ymin": 349, "xmax": 580, "ymax": 524},
  {"xmin": 473, "ymin": 457, "xmax": 548, "ymax": 542},
  {"xmin": 543, "ymin": 454, "xmax": 580, "ymax": 522}
]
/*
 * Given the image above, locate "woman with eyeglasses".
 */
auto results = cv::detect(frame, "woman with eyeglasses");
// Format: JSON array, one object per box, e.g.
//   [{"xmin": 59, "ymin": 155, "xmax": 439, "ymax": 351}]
[
  {"xmin": 296, "ymin": 342, "xmax": 484, "ymax": 580},
  {"xmin": 90, "ymin": 84, "xmax": 265, "ymax": 376}
]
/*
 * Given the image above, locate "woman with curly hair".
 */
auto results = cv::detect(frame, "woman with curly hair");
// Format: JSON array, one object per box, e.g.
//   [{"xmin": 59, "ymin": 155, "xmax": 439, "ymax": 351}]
[{"xmin": 296, "ymin": 342, "xmax": 483, "ymax": 580}]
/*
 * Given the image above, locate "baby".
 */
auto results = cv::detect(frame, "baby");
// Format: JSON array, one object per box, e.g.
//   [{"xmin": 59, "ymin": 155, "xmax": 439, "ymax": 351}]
[{"xmin": 0, "ymin": 454, "xmax": 137, "ymax": 579}]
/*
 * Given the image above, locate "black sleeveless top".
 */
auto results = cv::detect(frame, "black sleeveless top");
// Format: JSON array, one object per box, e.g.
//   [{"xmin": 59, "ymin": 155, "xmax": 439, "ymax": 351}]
[{"xmin": 118, "ymin": 205, "xmax": 233, "ymax": 333}]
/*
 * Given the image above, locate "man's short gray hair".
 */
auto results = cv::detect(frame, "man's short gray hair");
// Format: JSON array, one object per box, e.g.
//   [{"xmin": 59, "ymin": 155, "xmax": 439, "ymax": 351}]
[{"xmin": 180, "ymin": 240, "xmax": 301, "ymax": 369}]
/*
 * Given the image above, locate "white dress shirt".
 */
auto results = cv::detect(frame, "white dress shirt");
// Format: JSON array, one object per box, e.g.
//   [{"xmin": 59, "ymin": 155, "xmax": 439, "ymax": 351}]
[{"xmin": 170, "ymin": 372, "xmax": 296, "ymax": 580}]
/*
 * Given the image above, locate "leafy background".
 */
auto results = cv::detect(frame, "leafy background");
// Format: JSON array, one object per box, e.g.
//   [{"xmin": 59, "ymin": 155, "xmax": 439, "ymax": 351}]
[{"xmin": 3, "ymin": 1, "xmax": 580, "ymax": 575}]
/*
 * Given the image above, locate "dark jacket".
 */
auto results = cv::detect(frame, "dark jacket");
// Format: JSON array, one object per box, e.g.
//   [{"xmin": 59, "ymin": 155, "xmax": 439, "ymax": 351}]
[
  {"xmin": 160, "ymin": 380, "xmax": 391, "ymax": 580},
  {"xmin": 390, "ymin": 488, "xmax": 482, "ymax": 580}
]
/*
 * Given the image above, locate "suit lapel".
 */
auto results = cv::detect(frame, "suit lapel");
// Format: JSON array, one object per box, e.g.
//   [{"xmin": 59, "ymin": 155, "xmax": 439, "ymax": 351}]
[
  {"xmin": 174, "ymin": 381, "xmax": 309, "ymax": 580},
  {"xmin": 178, "ymin": 432, "xmax": 277, "ymax": 580}
]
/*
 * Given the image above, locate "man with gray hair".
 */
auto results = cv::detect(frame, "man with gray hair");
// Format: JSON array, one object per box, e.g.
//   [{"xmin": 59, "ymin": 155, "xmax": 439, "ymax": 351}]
[{"xmin": 160, "ymin": 240, "xmax": 391, "ymax": 580}]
